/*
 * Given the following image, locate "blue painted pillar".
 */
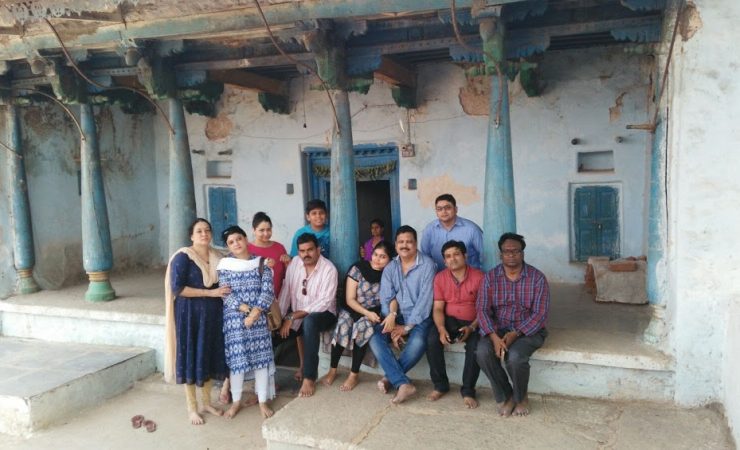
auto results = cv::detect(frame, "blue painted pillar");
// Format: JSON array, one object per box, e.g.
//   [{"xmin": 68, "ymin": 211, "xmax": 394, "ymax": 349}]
[
  {"xmin": 168, "ymin": 97, "xmax": 197, "ymax": 255},
  {"xmin": 80, "ymin": 103, "xmax": 116, "ymax": 301},
  {"xmin": 646, "ymin": 116, "xmax": 666, "ymax": 305},
  {"xmin": 329, "ymin": 90, "xmax": 359, "ymax": 275},
  {"xmin": 6, "ymin": 104, "xmax": 40, "ymax": 294},
  {"xmin": 480, "ymin": 19, "xmax": 516, "ymax": 270}
]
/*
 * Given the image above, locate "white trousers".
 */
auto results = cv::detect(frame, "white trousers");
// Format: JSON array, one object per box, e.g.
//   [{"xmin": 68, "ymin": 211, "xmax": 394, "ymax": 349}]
[{"xmin": 230, "ymin": 367, "xmax": 276, "ymax": 403}]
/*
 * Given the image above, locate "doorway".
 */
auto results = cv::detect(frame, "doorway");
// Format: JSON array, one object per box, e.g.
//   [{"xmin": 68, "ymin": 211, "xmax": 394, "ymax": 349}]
[
  {"xmin": 356, "ymin": 180, "xmax": 393, "ymax": 244},
  {"xmin": 303, "ymin": 145, "xmax": 400, "ymax": 247}
]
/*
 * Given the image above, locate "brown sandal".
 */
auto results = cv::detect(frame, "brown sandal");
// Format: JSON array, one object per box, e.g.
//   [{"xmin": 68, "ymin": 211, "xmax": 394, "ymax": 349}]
[
  {"xmin": 131, "ymin": 415, "xmax": 145, "ymax": 429},
  {"xmin": 143, "ymin": 419, "xmax": 157, "ymax": 433}
]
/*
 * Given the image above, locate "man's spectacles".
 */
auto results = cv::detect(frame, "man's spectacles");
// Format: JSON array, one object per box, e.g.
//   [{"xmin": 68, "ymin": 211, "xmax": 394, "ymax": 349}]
[
  {"xmin": 435, "ymin": 205, "xmax": 454, "ymax": 212},
  {"xmin": 501, "ymin": 250, "xmax": 523, "ymax": 257},
  {"xmin": 302, "ymin": 278, "xmax": 308, "ymax": 296}
]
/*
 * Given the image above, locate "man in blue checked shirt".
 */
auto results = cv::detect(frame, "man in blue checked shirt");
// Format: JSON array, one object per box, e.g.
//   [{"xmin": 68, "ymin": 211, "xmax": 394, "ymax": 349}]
[
  {"xmin": 421, "ymin": 193, "xmax": 483, "ymax": 272},
  {"xmin": 476, "ymin": 232, "xmax": 550, "ymax": 418},
  {"xmin": 370, "ymin": 225, "xmax": 435, "ymax": 404}
]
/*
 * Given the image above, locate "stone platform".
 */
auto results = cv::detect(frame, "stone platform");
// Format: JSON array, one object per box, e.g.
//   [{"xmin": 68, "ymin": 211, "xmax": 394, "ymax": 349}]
[
  {"xmin": 1, "ymin": 271, "xmax": 673, "ymax": 402},
  {"xmin": 0, "ymin": 337, "xmax": 155, "ymax": 436}
]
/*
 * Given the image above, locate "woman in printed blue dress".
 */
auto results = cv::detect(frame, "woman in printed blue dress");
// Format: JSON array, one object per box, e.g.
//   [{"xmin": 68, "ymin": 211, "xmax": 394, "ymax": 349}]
[
  {"xmin": 218, "ymin": 225, "xmax": 277, "ymax": 419},
  {"xmin": 321, "ymin": 241, "xmax": 394, "ymax": 391},
  {"xmin": 164, "ymin": 218, "xmax": 229, "ymax": 425}
]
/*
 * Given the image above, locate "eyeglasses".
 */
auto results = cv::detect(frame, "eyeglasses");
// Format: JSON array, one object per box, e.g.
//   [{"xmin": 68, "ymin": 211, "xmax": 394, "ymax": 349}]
[
  {"xmin": 435, "ymin": 205, "xmax": 454, "ymax": 212},
  {"xmin": 501, "ymin": 250, "xmax": 523, "ymax": 257},
  {"xmin": 302, "ymin": 278, "xmax": 307, "ymax": 296}
]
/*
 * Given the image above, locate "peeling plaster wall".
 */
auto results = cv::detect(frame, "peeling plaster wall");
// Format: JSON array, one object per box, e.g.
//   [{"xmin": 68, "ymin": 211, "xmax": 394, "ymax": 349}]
[
  {"xmin": 0, "ymin": 104, "xmax": 161, "ymax": 296},
  {"xmin": 178, "ymin": 46, "xmax": 649, "ymax": 284},
  {"xmin": 666, "ymin": 0, "xmax": 740, "ymax": 441}
]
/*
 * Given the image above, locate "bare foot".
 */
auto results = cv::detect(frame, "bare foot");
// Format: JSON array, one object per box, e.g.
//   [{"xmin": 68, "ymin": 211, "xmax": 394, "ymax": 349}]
[
  {"xmin": 340, "ymin": 372, "xmax": 360, "ymax": 391},
  {"xmin": 298, "ymin": 378, "xmax": 316, "ymax": 397},
  {"xmin": 427, "ymin": 390, "xmax": 446, "ymax": 401},
  {"xmin": 320, "ymin": 368, "xmax": 338, "ymax": 386},
  {"xmin": 463, "ymin": 396, "xmax": 479, "ymax": 409},
  {"xmin": 513, "ymin": 398, "xmax": 530, "ymax": 416},
  {"xmin": 293, "ymin": 368, "xmax": 303, "ymax": 381},
  {"xmin": 391, "ymin": 383, "xmax": 417, "ymax": 404},
  {"xmin": 189, "ymin": 411, "xmax": 204, "ymax": 425},
  {"xmin": 497, "ymin": 398, "xmax": 515, "ymax": 417},
  {"xmin": 202, "ymin": 404, "xmax": 223, "ymax": 417},
  {"xmin": 219, "ymin": 382, "xmax": 231, "ymax": 405},
  {"xmin": 242, "ymin": 392, "xmax": 259, "ymax": 407},
  {"xmin": 224, "ymin": 401, "xmax": 242, "ymax": 419},
  {"xmin": 259, "ymin": 402, "xmax": 274, "ymax": 418},
  {"xmin": 377, "ymin": 377, "xmax": 390, "ymax": 394}
]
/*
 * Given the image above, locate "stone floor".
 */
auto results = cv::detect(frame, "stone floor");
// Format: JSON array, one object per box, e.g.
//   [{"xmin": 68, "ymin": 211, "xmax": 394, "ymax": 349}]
[{"xmin": 1, "ymin": 370, "xmax": 733, "ymax": 450}]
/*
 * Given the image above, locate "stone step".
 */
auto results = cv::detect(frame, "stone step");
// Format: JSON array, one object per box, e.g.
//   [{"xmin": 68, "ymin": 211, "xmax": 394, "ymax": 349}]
[
  {"xmin": 0, "ymin": 296, "xmax": 166, "ymax": 371},
  {"xmin": 320, "ymin": 327, "xmax": 674, "ymax": 402},
  {"xmin": 0, "ymin": 337, "xmax": 156, "ymax": 436}
]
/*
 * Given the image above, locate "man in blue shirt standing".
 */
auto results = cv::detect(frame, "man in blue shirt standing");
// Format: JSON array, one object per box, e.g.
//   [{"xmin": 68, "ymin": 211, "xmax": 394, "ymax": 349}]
[
  {"xmin": 421, "ymin": 194, "xmax": 483, "ymax": 271},
  {"xmin": 370, "ymin": 225, "xmax": 435, "ymax": 404}
]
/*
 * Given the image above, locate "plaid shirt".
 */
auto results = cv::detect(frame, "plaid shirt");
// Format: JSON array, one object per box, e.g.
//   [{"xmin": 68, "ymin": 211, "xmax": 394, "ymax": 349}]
[{"xmin": 476, "ymin": 263, "xmax": 550, "ymax": 337}]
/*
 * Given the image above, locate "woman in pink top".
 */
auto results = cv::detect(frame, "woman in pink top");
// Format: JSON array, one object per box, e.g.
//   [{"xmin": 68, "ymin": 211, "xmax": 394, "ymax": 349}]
[
  {"xmin": 247, "ymin": 212, "xmax": 290, "ymax": 297},
  {"xmin": 360, "ymin": 218, "xmax": 385, "ymax": 262}
]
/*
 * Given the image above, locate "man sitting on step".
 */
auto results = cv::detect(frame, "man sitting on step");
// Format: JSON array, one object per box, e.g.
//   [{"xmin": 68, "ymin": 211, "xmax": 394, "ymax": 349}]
[
  {"xmin": 476, "ymin": 232, "xmax": 550, "ymax": 417},
  {"xmin": 425, "ymin": 240, "xmax": 484, "ymax": 409}
]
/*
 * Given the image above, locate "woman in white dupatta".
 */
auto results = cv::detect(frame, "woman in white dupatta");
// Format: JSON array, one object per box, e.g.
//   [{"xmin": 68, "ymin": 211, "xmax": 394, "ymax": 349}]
[{"xmin": 219, "ymin": 225, "xmax": 277, "ymax": 419}]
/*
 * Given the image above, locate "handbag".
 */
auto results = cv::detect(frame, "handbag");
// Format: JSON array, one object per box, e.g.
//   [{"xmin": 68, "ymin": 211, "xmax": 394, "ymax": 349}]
[{"xmin": 257, "ymin": 257, "xmax": 283, "ymax": 331}]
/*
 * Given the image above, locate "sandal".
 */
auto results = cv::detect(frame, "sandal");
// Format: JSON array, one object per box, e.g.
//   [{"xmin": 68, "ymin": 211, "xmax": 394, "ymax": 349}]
[
  {"xmin": 131, "ymin": 415, "xmax": 145, "ymax": 429},
  {"xmin": 143, "ymin": 419, "xmax": 157, "ymax": 433}
]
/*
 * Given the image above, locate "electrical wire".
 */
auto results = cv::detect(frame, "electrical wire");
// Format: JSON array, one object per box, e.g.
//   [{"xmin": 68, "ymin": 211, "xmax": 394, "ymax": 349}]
[
  {"xmin": 0, "ymin": 139, "xmax": 22, "ymax": 158},
  {"xmin": 651, "ymin": 1, "xmax": 683, "ymax": 131},
  {"xmin": 43, "ymin": 18, "xmax": 175, "ymax": 135},
  {"xmin": 450, "ymin": 0, "xmax": 504, "ymax": 128},
  {"xmin": 0, "ymin": 86, "xmax": 85, "ymax": 140},
  {"xmin": 251, "ymin": 0, "xmax": 340, "ymax": 134}
]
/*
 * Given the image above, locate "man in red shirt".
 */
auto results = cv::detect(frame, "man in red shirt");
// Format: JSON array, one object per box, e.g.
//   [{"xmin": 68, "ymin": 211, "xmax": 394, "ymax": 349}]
[{"xmin": 425, "ymin": 240, "xmax": 484, "ymax": 408}]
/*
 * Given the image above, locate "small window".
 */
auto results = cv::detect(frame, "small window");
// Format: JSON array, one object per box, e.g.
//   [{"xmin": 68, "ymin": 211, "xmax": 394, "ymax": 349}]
[
  {"xmin": 206, "ymin": 160, "xmax": 232, "ymax": 178},
  {"xmin": 577, "ymin": 150, "xmax": 614, "ymax": 173}
]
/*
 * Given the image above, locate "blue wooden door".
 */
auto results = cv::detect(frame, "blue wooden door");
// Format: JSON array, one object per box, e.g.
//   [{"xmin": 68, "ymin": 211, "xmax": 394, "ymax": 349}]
[
  {"xmin": 574, "ymin": 186, "xmax": 619, "ymax": 261},
  {"xmin": 208, "ymin": 186, "xmax": 237, "ymax": 243}
]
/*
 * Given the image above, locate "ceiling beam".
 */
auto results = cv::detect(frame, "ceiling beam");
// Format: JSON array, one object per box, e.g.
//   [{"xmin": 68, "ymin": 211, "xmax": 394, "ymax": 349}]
[
  {"xmin": 207, "ymin": 69, "xmax": 286, "ymax": 96},
  {"xmin": 374, "ymin": 56, "xmax": 416, "ymax": 87},
  {"xmin": 0, "ymin": 0, "xmax": 517, "ymax": 61}
]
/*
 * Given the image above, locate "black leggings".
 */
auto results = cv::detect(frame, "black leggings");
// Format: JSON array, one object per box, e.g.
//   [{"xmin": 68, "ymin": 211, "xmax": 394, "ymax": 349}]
[{"xmin": 330, "ymin": 343, "xmax": 369, "ymax": 373}]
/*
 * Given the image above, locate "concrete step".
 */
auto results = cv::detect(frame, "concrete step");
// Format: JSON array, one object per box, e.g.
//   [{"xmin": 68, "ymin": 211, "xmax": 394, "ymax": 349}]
[
  {"xmin": 319, "ymin": 327, "xmax": 674, "ymax": 402},
  {"xmin": 0, "ymin": 337, "xmax": 156, "ymax": 436},
  {"xmin": 0, "ymin": 293, "xmax": 166, "ymax": 370}
]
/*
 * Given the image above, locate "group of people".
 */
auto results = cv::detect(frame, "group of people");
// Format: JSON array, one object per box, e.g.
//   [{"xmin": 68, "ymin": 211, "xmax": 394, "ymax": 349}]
[{"xmin": 164, "ymin": 194, "xmax": 551, "ymax": 425}]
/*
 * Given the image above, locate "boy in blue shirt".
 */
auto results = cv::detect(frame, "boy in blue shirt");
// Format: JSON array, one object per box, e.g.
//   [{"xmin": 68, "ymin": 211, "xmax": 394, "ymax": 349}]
[{"xmin": 290, "ymin": 199, "xmax": 330, "ymax": 259}]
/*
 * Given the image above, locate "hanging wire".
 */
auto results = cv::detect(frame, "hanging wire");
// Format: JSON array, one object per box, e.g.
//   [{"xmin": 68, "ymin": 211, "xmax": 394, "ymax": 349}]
[
  {"xmin": 0, "ymin": 86, "xmax": 85, "ymax": 140},
  {"xmin": 43, "ymin": 18, "xmax": 175, "ymax": 135},
  {"xmin": 651, "ymin": 1, "xmax": 684, "ymax": 131},
  {"xmin": 450, "ymin": 0, "xmax": 505, "ymax": 128},
  {"xmin": 0, "ymin": 139, "xmax": 22, "ymax": 158},
  {"xmin": 301, "ymin": 74, "xmax": 307, "ymax": 128},
  {"xmin": 251, "ymin": 0, "xmax": 340, "ymax": 134}
]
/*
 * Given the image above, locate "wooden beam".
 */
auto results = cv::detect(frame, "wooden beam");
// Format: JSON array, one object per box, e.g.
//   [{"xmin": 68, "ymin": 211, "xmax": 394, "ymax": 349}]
[
  {"xmin": 374, "ymin": 56, "xmax": 416, "ymax": 87},
  {"xmin": 207, "ymin": 69, "xmax": 286, "ymax": 96}
]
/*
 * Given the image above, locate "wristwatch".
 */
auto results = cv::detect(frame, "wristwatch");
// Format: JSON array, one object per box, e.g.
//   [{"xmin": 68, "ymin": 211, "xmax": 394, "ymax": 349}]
[
  {"xmin": 285, "ymin": 313, "xmax": 294, "ymax": 321},
  {"xmin": 403, "ymin": 324, "xmax": 412, "ymax": 333}
]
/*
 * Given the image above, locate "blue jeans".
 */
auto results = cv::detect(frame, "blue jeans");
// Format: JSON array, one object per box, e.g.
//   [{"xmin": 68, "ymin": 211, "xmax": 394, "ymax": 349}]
[{"xmin": 369, "ymin": 317, "xmax": 432, "ymax": 389}]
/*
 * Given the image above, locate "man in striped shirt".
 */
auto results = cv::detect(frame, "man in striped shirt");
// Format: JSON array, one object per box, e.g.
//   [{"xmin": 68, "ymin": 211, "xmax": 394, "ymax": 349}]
[{"xmin": 476, "ymin": 232, "xmax": 550, "ymax": 417}]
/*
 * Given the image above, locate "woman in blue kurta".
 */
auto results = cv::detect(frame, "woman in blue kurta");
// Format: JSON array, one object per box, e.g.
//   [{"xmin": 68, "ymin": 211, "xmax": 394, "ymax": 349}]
[
  {"xmin": 164, "ymin": 218, "xmax": 229, "ymax": 425},
  {"xmin": 219, "ymin": 225, "xmax": 277, "ymax": 419}
]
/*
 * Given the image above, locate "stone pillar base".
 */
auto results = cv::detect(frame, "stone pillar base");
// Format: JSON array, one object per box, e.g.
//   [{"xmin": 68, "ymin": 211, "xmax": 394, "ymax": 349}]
[
  {"xmin": 16, "ymin": 269, "xmax": 40, "ymax": 295},
  {"xmin": 85, "ymin": 271, "xmax": 116, "ymax": 302},
  {"xmin": 643, "ymin": 305, "xmax": 668, "ymax": 349}
]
